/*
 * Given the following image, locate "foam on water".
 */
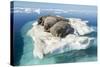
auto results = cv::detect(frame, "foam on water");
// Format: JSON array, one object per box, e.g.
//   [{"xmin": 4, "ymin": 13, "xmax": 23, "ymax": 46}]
[{"xmin": 26, "ymin": 18, "xmax": 95, "ymax": 59}]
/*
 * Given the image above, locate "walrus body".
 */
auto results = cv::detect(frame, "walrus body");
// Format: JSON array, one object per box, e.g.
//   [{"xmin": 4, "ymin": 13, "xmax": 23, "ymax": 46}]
[
  {"xmin": 50, "ymin": 21, "xmax": 74, "ymax": 38},
  {"xmin": 38, "ymin": 15, "xmax": 73, "ymax": 38}
]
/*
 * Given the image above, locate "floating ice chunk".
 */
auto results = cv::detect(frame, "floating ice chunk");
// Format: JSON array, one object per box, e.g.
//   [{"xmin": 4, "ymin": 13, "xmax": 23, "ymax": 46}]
[{"xmin": 27, "ymin": 19, "xmax": 94, "ymax": 59}]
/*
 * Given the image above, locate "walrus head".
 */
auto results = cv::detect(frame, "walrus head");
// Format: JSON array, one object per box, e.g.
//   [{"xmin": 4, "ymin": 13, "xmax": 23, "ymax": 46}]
[
  {"xmin": 38, "ymin": 16, "xmax": 45, "ymax": 26},
  {"xmin": 38, "ymin": 15, "xmax": 51, "ymax": 26}
]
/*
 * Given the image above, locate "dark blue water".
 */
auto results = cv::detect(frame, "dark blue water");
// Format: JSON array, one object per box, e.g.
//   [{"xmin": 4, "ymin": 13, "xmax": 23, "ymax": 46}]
[{"xmin": 11, "ymin": 1, "xmax": 97, "ymax": 66}]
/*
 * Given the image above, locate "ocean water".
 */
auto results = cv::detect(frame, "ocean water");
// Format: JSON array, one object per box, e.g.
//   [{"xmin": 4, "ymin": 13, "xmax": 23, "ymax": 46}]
[{"xmin": 11, "ymin": 1, "xmax": 97, "ymax": 66}]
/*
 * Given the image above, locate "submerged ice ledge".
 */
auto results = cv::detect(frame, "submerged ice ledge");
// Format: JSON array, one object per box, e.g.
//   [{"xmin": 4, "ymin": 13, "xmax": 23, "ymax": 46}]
[{"xmin": 27, "ymin": 18, "xmax": 95, "ymax": 59}]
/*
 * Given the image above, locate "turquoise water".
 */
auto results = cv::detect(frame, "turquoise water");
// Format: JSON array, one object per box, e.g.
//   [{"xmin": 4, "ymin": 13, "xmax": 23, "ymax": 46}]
[{"xmin": 11, "ymin": 1, "xmax": 97, "ymax": 66}]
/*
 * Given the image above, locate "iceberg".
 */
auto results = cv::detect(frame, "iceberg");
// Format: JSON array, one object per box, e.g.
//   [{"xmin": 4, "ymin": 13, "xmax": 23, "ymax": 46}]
[{"xmin": 27, "ymin": 18, "xmax": 95, "ymax": 59}]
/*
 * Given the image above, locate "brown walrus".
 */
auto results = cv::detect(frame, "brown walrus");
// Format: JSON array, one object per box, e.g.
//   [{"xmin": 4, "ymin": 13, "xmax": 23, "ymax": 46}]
[
  {"xmin": 49, "ymin": 21, "xmax": 74, "ymax": 38},
  {"xmin": 38, "ymin": 15, "xmax": 69, "ymax": 32}
]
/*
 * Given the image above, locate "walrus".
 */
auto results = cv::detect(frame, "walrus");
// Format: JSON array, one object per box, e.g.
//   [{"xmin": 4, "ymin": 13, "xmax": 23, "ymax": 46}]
[
  {"xmin": 50, "ymin": 21, "xmax": 74, "ymax": 38},
  {"xmin": 38, "ymin": 15, "xmax": 69, "ymax": 32}
]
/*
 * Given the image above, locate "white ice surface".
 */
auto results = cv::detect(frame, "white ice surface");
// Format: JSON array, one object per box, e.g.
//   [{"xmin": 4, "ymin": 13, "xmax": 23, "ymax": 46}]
[{"xmin": 27, "ymin": 18, "xmax": 94, "ymax": 59}]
